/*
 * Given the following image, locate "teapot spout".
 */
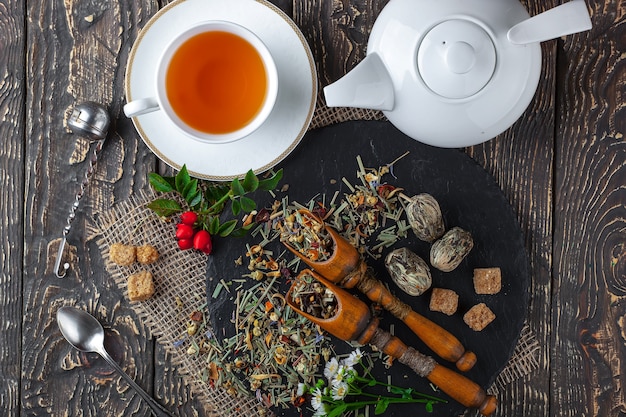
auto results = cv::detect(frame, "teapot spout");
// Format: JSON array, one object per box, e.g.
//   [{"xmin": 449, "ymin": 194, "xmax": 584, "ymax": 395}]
[
  {"xmin": 323, "ymin": 53, "xmax": 395, "ymax": 111},
  {"xmin": 507, "ymin": 0, "xmax": 592, "ymax": 45}
]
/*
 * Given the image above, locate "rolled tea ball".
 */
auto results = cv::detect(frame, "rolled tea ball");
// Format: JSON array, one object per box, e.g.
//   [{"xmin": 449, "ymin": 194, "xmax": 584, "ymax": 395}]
[
  {"xmin": 430, "ymin": 227, "xmax": 474, "ymax": 272},
  {"xmin": 385, "ymin": 247, "xmax": 432, "ymax": 296},
  {"xmin": 405, "ymin": 193, "xmax": 445, "ymax": 242}
]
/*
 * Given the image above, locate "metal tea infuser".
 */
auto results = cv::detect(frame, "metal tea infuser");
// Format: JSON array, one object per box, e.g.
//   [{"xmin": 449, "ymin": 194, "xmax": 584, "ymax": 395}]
[{"xmin": 53, "ymin": 101, "xmax": 111, "ymax": 278}]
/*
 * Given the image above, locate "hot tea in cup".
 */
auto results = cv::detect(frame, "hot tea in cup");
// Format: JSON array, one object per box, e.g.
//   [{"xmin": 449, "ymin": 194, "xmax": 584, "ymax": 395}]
[{"xmin": 124, "ymin": 21, "xmax": 278, "ymax": 143}]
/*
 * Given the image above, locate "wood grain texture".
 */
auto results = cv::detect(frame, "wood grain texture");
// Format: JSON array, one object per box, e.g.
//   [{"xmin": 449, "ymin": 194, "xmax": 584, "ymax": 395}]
[
  {"xmin": 20, "ymin": 0, "xmax": 180, "ymax": 415},
  {"xmin": 553, "ymin": 0, "xmax": 626, "ymax": 415},
  {"xmin": 465, "ymin": 0, "xmax": 558, "ymax": 414},
  {"xmin": 8, "ymin": 0, "xmax": 625, "ymax": 416},
  {"xmin": 0, "ymin": 0, "xmax": 25, "ymax": 416}
]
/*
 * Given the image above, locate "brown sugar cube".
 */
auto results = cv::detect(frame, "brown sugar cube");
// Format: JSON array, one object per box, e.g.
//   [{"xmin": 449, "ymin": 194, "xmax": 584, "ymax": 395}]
[
  {"xmin": 127, "ymin": 270, "xmax": 155, "ymax": 302},
  {"xmin": 473, "ymin": 267, "xmax": 502, "ymax": 294},
  {"xmin": 463, "ymin": 303, "xmax": 496, "ymax": 331},
  {"xmin": 109, "ymin": 243, "xmax": 136, "ymax": 266},
  {"xmin": 136, "ymin": 245, "xmax": 159, "ymax": 265},
  {"xmin": 429, "ymin": 288, "xmax": 459, "ymax": 315}
]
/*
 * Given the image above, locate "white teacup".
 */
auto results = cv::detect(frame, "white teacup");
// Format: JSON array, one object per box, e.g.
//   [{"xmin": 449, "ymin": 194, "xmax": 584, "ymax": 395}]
[{"xmin": 124, "ymin": 20, "xmax": 278, "ymax": 143}]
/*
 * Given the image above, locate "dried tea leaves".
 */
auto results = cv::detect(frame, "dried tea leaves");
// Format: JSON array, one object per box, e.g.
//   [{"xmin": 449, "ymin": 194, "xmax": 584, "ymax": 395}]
[
  {"xmin": 385, "ymin": 247, "xmax": 432, "ymax": 296},
  {"xmin": 289, "ymin": 272, "xmax": 338, "ymax": 320},
  {"xmin": 278, "ymin": 210, "xmax": 334, "ymax": 262},
  {"xmin": 402, "ymin": 193, "xmax": 445, "ymax": 243},
  {"xmin": 430, "ymin": 227, "xmax": 474, "ymax": 272}
]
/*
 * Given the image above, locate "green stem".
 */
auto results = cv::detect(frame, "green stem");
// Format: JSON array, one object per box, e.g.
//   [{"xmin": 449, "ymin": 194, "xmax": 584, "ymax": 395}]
[
  {"xmin": 351, "ymin": 376, "xmax": 445, "ymax": 403},
  {"xmin": 206, "ymin": 191, "xmax": 233, "ymax": 213}
]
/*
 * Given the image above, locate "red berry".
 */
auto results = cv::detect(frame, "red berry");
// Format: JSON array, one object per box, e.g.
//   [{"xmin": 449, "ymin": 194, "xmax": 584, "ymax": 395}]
[
  {"xmin": 177, "ymin": 238, "xmax": 193, "ymax": 250},
  {"xmin": 175, "ymin": 223, "xmax": 194, "ymax": 240},
  {"xmin": 180, "ymin": 211, "xmax": 198, "ymax": 226},
  {"xmin": 193, "ymin": 230, "xmax": 213, "ymax": 254}
]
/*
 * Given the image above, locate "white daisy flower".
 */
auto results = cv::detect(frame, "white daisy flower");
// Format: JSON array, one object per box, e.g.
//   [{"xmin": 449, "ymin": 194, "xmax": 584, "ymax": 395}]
[
  {"xmin": 331, "ymin": 381, "xmax": 349, "ymax": 400},
  {"xmin": 311, "ymin": 387, "xmax": 324, "ymax": 411},
  {"xmin": 324, "ymin": 357, "xmax": 339, "ymax": 380},
  {"xmin": 331, "ymin": 365, "xmax": 349, "ymax": 386},
  {"xmin": 313, "ymin": 403, "xmax": 329, "ymax": 417},
  {"xmin": 344, "ymin": 348, "xmax": 363, "ymax": 367},
  {"xmin": 296, "ymin": 382, "xmax": 306, "ymax": 397}
]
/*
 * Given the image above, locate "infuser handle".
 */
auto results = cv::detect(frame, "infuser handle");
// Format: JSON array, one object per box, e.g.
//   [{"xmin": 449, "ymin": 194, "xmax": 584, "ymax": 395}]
[
  {"xmin": 367, "ymin": 327, "xmax": 496, "ymax": 416},
  {"xmin": 346, "ymin": 268, "xmax": 477, "ymax": 371}
]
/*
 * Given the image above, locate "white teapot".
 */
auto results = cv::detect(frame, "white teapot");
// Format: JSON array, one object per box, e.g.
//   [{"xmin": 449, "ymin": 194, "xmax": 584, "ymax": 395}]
[{"xmin": 323, "ymin": 0, "xmax": 591, "ymax": 147}]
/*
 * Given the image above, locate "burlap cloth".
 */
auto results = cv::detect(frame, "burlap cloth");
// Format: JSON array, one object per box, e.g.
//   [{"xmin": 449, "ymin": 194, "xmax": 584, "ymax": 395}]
[{"xmin": 94, "ymin": 99, "xmax": 539, "ymax": 416}]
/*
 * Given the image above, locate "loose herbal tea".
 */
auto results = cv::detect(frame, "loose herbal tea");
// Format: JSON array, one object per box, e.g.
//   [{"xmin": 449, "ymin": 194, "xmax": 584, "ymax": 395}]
[
  {"xmin": 204, "ymin": 273, "xmax": 333, "ymax": 410},
  {"xmin": 204, "ymin": 153, "xmax": 423, "ymax": 410},
  {"xmin": 277, "ymin": 210, "xmax": 334, "ymax": 262},
  {"xmin": 289, "ymin": 271, "xmax": 339, "ymax": 320}
]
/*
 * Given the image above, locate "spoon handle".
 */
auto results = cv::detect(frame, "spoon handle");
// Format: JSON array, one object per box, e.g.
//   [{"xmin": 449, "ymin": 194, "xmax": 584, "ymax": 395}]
[{"xmin": 98, "ymin": 348, "xmax": 173, "ymax": 417}]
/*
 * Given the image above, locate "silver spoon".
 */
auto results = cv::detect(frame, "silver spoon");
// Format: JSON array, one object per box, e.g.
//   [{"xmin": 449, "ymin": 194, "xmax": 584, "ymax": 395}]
[
  {"xmin": 56, "ymin": 306, "xmax": 174, "ymax": 417},
  {"xmin": 54, "ymin": 102, "xmax": 111, "ymax": 278}
]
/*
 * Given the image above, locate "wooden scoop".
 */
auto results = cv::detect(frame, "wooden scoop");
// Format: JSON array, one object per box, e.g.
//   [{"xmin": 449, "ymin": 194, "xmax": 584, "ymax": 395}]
[
  {"xmin": 286, "ymin": 270, "xmax": 497, "ymax": 416},
  {"xmin": 282, "ymin": 210, "xmax": 477, "ymax": 371}
]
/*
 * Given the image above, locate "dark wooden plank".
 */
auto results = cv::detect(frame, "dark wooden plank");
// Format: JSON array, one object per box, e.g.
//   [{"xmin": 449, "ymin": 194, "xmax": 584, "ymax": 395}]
[
  {"xmin": 293, "ymin": 0, "xmax": 387, "ymax": 86},
  {"xmin": 20, "ymin": 1, "xmax": 173, "ymax": 416},
  {"xmin": 553, "ymin": 0, "xmax": 626, "ymax": 415},
  {"xmin": 466, "ymin": 0, "xmax": 558, "ymax": 413},
  {"xmin": 465, "ymin": 1, "xmax": 558, "ymax": 414},
  {"xmin": 0, "ymin": 0, "xmax": 25, "ymax": 416}
]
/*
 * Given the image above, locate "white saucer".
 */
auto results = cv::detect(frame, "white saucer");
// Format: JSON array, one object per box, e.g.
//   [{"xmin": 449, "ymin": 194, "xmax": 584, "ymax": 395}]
[{"xmin": 125, "ymin": 0, "xmax": 317, "ymax": 180}]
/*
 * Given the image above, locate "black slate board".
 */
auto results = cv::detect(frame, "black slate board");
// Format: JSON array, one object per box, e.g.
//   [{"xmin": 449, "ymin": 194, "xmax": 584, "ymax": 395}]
[{"xmin": 206, "ymin": 120, "xmax": 530, "ymax": 416}]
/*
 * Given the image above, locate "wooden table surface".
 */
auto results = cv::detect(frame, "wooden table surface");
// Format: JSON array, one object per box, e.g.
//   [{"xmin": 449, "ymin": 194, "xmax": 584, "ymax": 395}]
[{"xmin": 1, "ymin": 0, "xmax": 624, "ymax": 416}]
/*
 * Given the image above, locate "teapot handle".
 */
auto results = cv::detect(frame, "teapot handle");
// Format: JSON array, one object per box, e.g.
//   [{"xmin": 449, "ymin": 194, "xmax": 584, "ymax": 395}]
[{"xmin": 507, "ymin": 0, "xmax": 591, "ymax": 45}]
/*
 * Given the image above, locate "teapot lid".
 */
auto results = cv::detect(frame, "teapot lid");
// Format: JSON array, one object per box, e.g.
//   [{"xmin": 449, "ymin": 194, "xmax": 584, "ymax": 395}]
[{"xmin": 418, "ymin": 20, "xmax": 496, "ymax": 99}]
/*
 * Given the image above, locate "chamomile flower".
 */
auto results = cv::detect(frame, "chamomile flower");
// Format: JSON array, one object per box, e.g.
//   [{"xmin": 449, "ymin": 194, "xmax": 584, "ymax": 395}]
[
  {"xmin": 323, "ymin": 357, "xmax": 339, "ymax": 380},
  {"xmin": 344, "ymin": 348, "xmax": 363, "ymax": 367},
  {"xmin": 331, "ymin": 364, "xmax": 351, "ymax": 387},
  {"xmin": 311, "ymin": 387, "xmax": 324, "ymax": 411},
  {"xmin": 313, "ymin": 403, "xmax": 330, "ymax": 417},
  {"xmin": 331, "ymin": 381, "xmax": 349, "ymax": 401}
]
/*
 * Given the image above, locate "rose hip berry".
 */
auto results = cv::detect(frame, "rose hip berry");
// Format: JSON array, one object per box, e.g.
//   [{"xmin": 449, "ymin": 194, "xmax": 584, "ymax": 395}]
[
  {"xmin": 180, "ymin": 211, "xmax": 198, "ymax": 226},
  {"xmin": 177, "ymin": 238, "xmax": 193, "ymax": 250},
  {"xmin": 175, "ymin": 223, "xmax": 194, "ymax": 240},
  {"xmin": 193, "ymin": 230, "xmax": 213, "ymax": 254}
]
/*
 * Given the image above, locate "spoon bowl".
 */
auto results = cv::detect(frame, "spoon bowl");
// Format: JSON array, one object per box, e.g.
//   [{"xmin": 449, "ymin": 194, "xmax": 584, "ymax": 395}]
[{"xmin": 56, "ymin": 306, "xmax": 173, "ymax": 417}]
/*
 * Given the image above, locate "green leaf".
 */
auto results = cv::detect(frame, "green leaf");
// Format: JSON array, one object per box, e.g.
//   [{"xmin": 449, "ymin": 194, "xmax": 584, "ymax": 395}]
[
  {"xmin": 374, "ymin": 399, "xmax": 390, "ymax": 415},
  {"xmin": 229, "ymin": 223, "xmax": 255, "ymax": 238},
  {"xmin": 188, "ymin": 192, "xmax": 203, "ymax": 209},
  {"xmin": 242, "ymin": 170, "xmax": 259, "ymax": 192},
  {"xmin": 425, "ymin": 401, "xmax": 434, "ymax": 413},
  {"xmin": 182, "ymin": 179, "xmax": 199, "ymax": 204},
  {"xmin": 146, "ymin": 198, "xmax": 182, "ymax": 217},
  {"xmin": 327, "ymin": 403, "xmax": 348, "ymax": 417},
  {"xmin": 231, "ymin": 198, "xmax": 242, "ymax": 216},
  {"xmin": 148, "ymin": 173, "xmax": 175, "ymax": 193},
  {"xmin": 175, "ymin": 165, "xmax": 191, "ymax": 193},
  {"xmin": 206, "ymin": 183, "xmax": 230, "ymax": 203},
  {"xmin": 390, "ymin": 386, "xmax": 412, "ymax": 398},
  {"xmin": 231, "ymin": 178, "xmax": 245, "ymax": 196},
  {"xmin": 239, "ymin": 196, "xmax": 257, "ymax": 213},
  {"xmin": 218, "ymin": 219, "xmax": 238, "ymax": 237},
  {"xmin": 258, "ymin": 169, "xmax": 283, "ymax": 191},
  {"xmin": 208, "ymin": 216, "xmax": 220, "ymax": 235}
]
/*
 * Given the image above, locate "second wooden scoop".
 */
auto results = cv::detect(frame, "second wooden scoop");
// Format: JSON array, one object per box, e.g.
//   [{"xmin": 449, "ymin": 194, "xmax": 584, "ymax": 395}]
[
  {"xmin": 286, "ymin": 270, "xmax": 497, "ymax": 416},
  {"xmin": 282, "ymin": 210, "xmax": 477, "ymax": 371}
]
